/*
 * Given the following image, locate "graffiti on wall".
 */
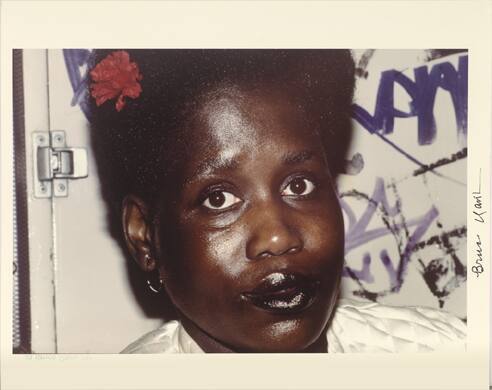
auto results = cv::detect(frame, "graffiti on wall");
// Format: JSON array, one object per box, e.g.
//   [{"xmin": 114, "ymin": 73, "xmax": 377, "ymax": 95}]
[
  {"xmin": 352, "ymin": 55, "xmax": 467, "ymax": 145},
  {"xmin": 340, "ymin": 50, "xmax": 467, "ymax": 316},
  {"xmin": 340, "ymin": 176, "xmax": 466, "ymax": 305}
]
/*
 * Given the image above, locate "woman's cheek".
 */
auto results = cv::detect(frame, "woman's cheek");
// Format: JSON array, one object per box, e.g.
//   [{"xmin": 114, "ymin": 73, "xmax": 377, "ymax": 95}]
[
  {"xmin": 303, "ymin": 211, "xmax": 344, "ymax": 254},
  {"xmin": 201, "ymin": 226, "xmax": 249, "ymax": 279},
  {"xmin": 168, "ymin": 230, "xmax": 245, "ymax": 308}
]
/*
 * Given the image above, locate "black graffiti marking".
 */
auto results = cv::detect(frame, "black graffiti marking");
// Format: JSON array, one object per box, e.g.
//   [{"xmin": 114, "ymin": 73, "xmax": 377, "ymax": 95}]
[
  {"xmin": 418, "ymin": 256, "xmax": 465, "ymax": 308},
  {"xmin": 415, "ymin": 220, "xmax": 466, "ymax": 307},
  {"xmin": 344, "ymin": 152, "xmax": 365, "ymax": 175},
  {"xmin": 425, "ymin": 49, "xmax": 468, "ymax": 62},
  {"xmin": 352, "ymin": 289, "xmax": 380, "ymax": 302},
  {"xmin": 355, "ymin": 49, "xmax": 376, "ymax": 79},
  {"xmin": 387, "ymin": 181, "xmax": 410, "ymax": 287},
  {"xmin": 413, "ymin": 148, "xmax": 467, "ymax": 177},
  {"xmin": 411, "ymin": 226, "xmax": 467, "ymax": 253}
]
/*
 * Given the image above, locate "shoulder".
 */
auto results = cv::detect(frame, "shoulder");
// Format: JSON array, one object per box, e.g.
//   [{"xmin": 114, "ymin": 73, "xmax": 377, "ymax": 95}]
[
  {"xmin": 327, "ymin": 299, "xmax": 466, "ymax": 353},
  {"xmin": 121, "ymin": 320, "xmax": 203, "ymax": 354},
  {"xmin": 120, "ymin": 321, "xmax": 180, "ymax": 354}
]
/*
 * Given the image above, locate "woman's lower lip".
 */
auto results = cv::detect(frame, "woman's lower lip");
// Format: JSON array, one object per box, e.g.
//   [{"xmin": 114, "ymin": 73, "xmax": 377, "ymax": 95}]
[{"xmin": 240, "ymin": 285, "xmax": 318, "ymax": 314}]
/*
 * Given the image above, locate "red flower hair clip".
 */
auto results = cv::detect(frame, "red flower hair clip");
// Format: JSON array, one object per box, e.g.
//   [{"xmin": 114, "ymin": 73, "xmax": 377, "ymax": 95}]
[{"xmin": 90, "ymin": 50, "xmax": 143, "ymax": 112}]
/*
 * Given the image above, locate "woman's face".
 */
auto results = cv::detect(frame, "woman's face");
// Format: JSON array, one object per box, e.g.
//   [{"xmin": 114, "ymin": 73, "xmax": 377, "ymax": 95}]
[{"xmin": 155, "ymin": 86, "xmax": 344, "ymax": 352}]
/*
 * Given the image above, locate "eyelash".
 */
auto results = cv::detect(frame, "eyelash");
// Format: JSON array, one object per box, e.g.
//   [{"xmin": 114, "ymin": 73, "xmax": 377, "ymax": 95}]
[{"xmin": 200, "ymin": 176, "xmax": 317, "ymax": 211}]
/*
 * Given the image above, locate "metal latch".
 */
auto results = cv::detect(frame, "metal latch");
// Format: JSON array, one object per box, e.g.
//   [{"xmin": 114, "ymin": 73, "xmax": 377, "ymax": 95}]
[{"xmin": 33, "ymin": 131, "xmax": 88, "ymax": 198}]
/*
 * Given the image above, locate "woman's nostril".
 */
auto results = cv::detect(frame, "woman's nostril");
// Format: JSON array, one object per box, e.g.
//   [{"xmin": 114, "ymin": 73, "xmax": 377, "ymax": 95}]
[
  {"xmin": 253, "ymin": 243, "xmax": 302, "ymax": 260},
  {"xmin": 287, "ymin": 246, "xmax": 301, "ymax": 255},
  {"xmin": 258, "ymin": 251, "xmax": 272, "ymax": 259}
]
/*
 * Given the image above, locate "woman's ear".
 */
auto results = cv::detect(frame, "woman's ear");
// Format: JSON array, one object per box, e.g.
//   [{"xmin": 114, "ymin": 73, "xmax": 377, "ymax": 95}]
[{"xmin": 122, "ymin": 195, "xmax": 157, "ymax": 272}]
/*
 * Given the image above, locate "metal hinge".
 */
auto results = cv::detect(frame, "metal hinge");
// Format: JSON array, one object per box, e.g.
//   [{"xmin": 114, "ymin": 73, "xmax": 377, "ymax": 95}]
[{"xmin": 33, "ymin": 131, "xmax": 88, "ymax": 198}]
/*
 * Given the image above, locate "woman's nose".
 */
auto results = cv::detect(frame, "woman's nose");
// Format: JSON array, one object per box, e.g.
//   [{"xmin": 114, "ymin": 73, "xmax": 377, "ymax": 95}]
[{"xmin": 245, "ymin": 203, "xmax": 303, "ymax": 260}]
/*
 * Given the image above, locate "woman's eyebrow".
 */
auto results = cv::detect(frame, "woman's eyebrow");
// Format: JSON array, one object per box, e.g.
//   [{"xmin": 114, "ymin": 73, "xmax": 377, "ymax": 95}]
[
  {"xmin": 282, "ymin": 150, "xmax": 315, "ymax": 165},
  {"xmin": 184, "ymin": 158, "xmax": 239, "ymax": 185},
  {"xmin": 183, "ymin": 150, "xmax": 315, "ymax": 187}
]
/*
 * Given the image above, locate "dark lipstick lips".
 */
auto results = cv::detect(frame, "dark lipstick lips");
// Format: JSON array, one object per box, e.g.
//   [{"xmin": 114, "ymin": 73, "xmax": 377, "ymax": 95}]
[{"xmin": 240, "ymin": 272, "xmax": 320, "ymax": 314}]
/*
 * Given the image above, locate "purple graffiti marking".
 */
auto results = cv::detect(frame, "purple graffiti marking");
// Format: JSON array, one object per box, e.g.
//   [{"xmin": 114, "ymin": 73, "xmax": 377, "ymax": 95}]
[
  {"xmin": 341, "ymin": 178, "xmax": 438, "ymax": 254},
  {"xmin": 395, "ymin": 207, "xmax": 439, "ymax": 288},
  {"xmin": 344, "ymin": 252, "xmax": 375, "ymax": 283},
  {"xmin": 340, "ymin": 177, "xmax": 439, "ymax": 293},
  {"xmin": 63, "ymin": 49, "xmax": 93, "ymax": 120},
  {"xmin": 380, "ymin": 250, "xmax": 398, "ymax": 288},
  {"xmin": 340, "ymin": 172, "xmax": 466, "ymax": 307},
  {"xmin": 352, "ymin": 55, "xmax": 468, "ymax": 157}
]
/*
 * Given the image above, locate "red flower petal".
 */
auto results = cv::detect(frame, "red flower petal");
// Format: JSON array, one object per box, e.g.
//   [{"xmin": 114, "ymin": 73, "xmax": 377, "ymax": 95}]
[{"xmin": 90, "ymin": 50, "xmax": 143, "ymax": 111}]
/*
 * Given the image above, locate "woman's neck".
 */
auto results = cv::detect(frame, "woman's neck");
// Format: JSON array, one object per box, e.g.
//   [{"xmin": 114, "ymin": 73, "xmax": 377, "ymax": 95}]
[
  {"xmin": 179, "ymin": 314, "xmax": 328, "ymax": 353},
  {"xmin": 180, "ymin": 314, "xmax": 235, "ymax": 353}
]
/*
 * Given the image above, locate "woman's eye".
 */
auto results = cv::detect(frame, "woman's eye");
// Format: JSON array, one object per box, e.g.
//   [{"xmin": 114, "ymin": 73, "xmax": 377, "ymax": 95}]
[
  {"xmin": 282, "ymin": 177, "xmax": 315, "ymax": 196},
  {"xmin": 202, "ymin": 191, "xmax": 242, "ymax": 210}
]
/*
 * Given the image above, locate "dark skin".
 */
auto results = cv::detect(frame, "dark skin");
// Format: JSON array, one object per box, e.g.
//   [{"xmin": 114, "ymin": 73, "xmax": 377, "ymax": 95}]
[{"xmin": 123, "ymin": 85, "xmax": 345, "ymax": 353}]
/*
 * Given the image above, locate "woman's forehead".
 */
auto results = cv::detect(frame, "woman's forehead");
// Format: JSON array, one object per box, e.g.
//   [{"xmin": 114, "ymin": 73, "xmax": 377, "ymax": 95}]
[
  {"xmin": 192, "ymin": 85, "xmax": 316, "ymax": 141},
  {"xmin": 175, "ymin": 89, "xmax": 325, "ymax": 183},
  {"xmin": 202, "ymin": 90, "xmax": 310, "ymax": 134}
]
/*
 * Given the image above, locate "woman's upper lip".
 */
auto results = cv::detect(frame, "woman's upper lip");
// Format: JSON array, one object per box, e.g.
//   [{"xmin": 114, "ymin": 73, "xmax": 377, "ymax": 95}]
[{"xmin": 242, "ymin": 272, "xmax": 319, "ymax": 296}]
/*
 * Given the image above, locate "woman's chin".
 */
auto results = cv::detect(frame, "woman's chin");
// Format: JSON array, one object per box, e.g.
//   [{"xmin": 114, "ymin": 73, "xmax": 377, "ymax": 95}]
[{"xmin": 237, "ymin": 318, "xmax": 327, "ymax": 353}]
